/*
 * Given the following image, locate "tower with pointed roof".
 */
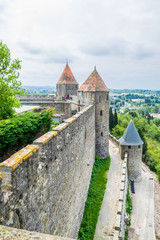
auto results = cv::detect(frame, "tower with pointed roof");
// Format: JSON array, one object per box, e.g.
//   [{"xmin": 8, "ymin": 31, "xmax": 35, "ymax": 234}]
[
  {"xmin": 56, "ymin": 63, "xmax": 79, "ymax": 100},
  {"xmin": 119, "ymin": 120, "xmax": 143, "ymax": 181},
  {"xmin": 78, "ymin": 68, "xmax": 109, "ymax": 159}
]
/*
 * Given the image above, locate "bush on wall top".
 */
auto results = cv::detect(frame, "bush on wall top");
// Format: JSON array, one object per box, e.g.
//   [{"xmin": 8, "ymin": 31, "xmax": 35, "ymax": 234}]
[{"xmin": 0, "ymin": 109, "xmax": 54, "ymax": 161}]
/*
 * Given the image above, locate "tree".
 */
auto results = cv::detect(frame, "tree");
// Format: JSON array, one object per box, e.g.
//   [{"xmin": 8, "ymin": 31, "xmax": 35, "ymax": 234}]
[
  {"xmin": 0, "ymin": 41, "xmax": 24, "ymax": 119},
  {"xmin": 138, "ymin": 128, "xmax": 148, "ymax": 159},
  {"xmin": 109, "ymin": 107, "xmax": 114, "ymax": 132},
  {"xmin": 113, "ymin": 109, "xmax": 118, "ymax": 127}
]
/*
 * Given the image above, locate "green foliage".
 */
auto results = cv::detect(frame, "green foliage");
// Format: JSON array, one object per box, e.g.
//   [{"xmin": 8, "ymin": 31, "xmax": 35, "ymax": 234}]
[
  {"xmin": 109, "ymin": 107, "xmax": 114, "ymax": 131},
  {"xmin": 113, "ymin": 109, "xmax": 118, "ymax": 127},
  {"xmin": 0, "ymin": 109, "xmax": 54, "ymax": 161},
  {"xmin": 78, "ymin": 156, "xmax": 110, "ymax": 240},
  {"xmin": 125, "ymin": 188, "xmax": 132, "ymax": 239},
  {"xmin": 126, "ymin": 189, "xmax": 132, "ymax": 216},
  {"xmin": 0, "ymin": 41, "xmax": 25, "ymax": 119},
  {"xmin": 124, "ymin": 228, "xmax": 128, "ymax": 240},
  {"xmin": 51, "ymin": 122, "xmax": 60, "ymax": 128},
  {"xmin": 112, "ymin": 113, "xmax": 160, "ymax": 181},
  {"xmin": 109, "ymin": 107, "xmax": 118, "ymax": 132}
]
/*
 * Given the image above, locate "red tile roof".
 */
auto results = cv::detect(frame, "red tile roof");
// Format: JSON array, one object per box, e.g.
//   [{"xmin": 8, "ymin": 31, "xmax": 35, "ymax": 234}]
[
  {"xmin": 57, "ymin": 63, "xmax": 78, "ymax": 85},
  {"xmin": 78, "ymin": 69, "xmax": 109, "ymax": 92}
]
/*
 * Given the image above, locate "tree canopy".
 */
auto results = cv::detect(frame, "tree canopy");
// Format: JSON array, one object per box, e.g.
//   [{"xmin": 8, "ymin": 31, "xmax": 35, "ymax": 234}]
[
  {"xmin": 112, "ymin": 112, "xmax": 160, "ymax": 181},
  {"xmin": 0, "ymin": 41, "xmax": 24, "ymax": 119}
]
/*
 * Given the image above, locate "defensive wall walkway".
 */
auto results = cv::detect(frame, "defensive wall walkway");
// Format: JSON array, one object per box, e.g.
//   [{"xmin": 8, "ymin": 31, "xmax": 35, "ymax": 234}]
[
  {"xmin": 94, "ymin": 140, "xmax": 125, "ymax": 240},
  {"xmin": 108, "ymin": 135, "xmax": 156, "ymax": 240}
]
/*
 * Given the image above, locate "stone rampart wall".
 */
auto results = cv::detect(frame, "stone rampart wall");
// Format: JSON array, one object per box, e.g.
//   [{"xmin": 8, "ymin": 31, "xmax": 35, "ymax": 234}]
[
  {"xmin": 114, "ymin": 152, "xmax": 128, "ymax": 240},
  {"xmin": 49, "ymin": 101, "xmax": 72, "ymax": 119},
  {"xmin": 0, "ymin": 105, "xmax": 95, "ymax": 239},
  {"xmin": 109, "ymin": 134, "xmax": 120, "ymax": 148},
  {"xmin": 19, "ymin": 95, "xmax": 55, "ymax": 99},
  {"xmin": 0, "ymin": 225, "xmax": 76, "ymax": 240}
]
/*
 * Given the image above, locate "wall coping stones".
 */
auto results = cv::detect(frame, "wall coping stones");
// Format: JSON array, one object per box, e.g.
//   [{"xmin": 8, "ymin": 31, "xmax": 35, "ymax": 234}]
[
  {"xmin": 0, "ymin": 105, "xmax": 94, "ymax": 177},
  {"xmin": 64, "ymin": 117, "xmax": 77, "ymax": 124},
  {"xmin": 0, "ymin": 225, "xmax": 76, "ymax": 240},
  {"xmin": 113, "ymin": 151, "xmax": 128, "ymax": 239},
  {"xmin": 71, "ymin": 113, "xmax": 81, "ymax": 119},
  {"xmin": 115, "ymin": 214, "xmax": 121, "ymax": 230},
  {"xmin": 52, "ymin": 123, "xmax": 70, "ymax": 132},
  {"xmin": 64, "ymin": 105, "xmax": 94, "ymax": 124},
  {"xmin": 0, "ymin": 145, "xmax": 39, "ymax": 173},
  {"xmin": 33, "ymin": 131, "xmax": 59, "ymax": 145}
]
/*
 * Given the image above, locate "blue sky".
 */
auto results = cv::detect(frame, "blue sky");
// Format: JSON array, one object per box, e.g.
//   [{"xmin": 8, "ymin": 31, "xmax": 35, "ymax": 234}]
[{"xmin": 1, "ymin": 0, "xmax": 160, "ymax": 89}]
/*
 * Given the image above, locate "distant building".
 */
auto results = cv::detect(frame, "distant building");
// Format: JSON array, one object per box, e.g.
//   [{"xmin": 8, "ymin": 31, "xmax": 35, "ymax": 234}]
[
  {"xmin": 132, "ymin": 99, "xmax": 145, "ymax": 103},
  {"xmin": 150, "ymin": 113, "xmax": 160, "ymax": 119}
]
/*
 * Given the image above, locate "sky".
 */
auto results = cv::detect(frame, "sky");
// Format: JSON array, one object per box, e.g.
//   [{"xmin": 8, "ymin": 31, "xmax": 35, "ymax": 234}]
[{"xmin": 1, "ymin": 0, "xmax": 160, "ymax": 89}]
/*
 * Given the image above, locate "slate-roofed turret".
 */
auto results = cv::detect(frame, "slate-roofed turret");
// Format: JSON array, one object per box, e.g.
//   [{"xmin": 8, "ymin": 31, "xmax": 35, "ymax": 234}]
[
  {"xmin": 119, "ymin": 120, "xmax": 143, "ymax": 182},
  {"xmin": 119, "ymin": 120, "xmax": 143, "ymax": 146}
]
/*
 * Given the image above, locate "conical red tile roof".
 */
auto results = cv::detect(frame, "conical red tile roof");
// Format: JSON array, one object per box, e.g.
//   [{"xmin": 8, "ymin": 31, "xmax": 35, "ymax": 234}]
[
  {"xmin": 57, "ymin": 63, "xmax": 78, "ymax": 85},
  {"xmin": 78, "ymin": 69, "xmax": 109, "ymax": 92}
]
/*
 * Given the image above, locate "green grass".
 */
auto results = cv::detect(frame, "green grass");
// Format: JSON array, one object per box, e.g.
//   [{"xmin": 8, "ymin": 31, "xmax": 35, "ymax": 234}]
[
  {"xmin": 125, "ymin": 189, "xmax": 133, "ymax": 239},
  {"xmin": 124, "ymin": 228, "xmax": 128, "ymax": 240},
  {"xmin": 126, "ymin": 189, "xmax": 132, "ymax": 216},
  {"xmin": 78, "ymin": 155, "xmax": 111, "ymax": 240}
]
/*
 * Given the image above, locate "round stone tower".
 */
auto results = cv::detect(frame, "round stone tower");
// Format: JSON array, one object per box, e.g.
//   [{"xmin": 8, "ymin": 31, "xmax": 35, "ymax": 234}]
[
  {"xmin": 119, "ymin": 120, "xmax": 143, "ymax": 182},
  {"xmin": 56, "ymin": 63, "xmax": 79, "ymax": 100},
  {"xmin": 78, "ymin": 68, "xmax": 109, "ymax": 159}
]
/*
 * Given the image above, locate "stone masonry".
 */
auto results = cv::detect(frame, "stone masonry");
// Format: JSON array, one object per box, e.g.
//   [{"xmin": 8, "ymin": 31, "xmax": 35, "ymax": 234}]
[{"xmin": 0, "ymin": 105, "xmax": 95, "ymax": 239}]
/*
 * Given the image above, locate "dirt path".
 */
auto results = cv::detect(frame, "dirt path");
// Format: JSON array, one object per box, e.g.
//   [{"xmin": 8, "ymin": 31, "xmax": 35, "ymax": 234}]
[
  {"xmin": 94, "ymin": 141, "xmax": 123, "ymax": 240},
  {"xmin": 128, "ymin": 163, "xmax": 156, "ymax": 240},
  {"xmin": 141, "ymin": 163, "xmax": 160, "ymax": 240}
]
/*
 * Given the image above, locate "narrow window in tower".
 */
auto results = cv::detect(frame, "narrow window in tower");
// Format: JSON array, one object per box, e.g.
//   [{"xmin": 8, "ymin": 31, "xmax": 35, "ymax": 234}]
[
  {"xmin": 128, "ymin": 146, "xmax": 131, "ymax": 149},
  {"xmin": 106, "ymin": 95, "xmax": 108, "ymax": 101},
  {"xmin": 100, "ymin": 110, "xmax": 103, "ymax": 116},
  {"xmin": 99, "ymin": 96, "xmax": 101, "ymax": 102},
  {"xmin": 138, "ymin": 145, "xmax": 140, "ymax": 148},
  {"xmin": 101, "ymin": 132, "xmax": 103, "ymax": 137},
  {"xmin": 85, "ymin": 129, "xmax": 87, "ymax": 139}
]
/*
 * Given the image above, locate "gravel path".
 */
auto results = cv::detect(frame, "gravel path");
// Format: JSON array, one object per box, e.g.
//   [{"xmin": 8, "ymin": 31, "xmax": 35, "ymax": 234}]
[
  {"xmin": 94, "ymin": 141, "xmax": 123, "ymax": 240},
  {"xmin": 128, "ymin": 163, "xmax": 156, "ymax": 240}
]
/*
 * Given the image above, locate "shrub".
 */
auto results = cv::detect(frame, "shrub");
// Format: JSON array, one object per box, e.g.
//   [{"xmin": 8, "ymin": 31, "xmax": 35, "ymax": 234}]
[{"xmin": 0, "ymin": 109, "xmax": 54, "ymax": 161}]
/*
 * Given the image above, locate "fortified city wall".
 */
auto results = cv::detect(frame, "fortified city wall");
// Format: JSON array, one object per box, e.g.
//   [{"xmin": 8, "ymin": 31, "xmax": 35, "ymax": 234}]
[{"xmin": 0, "ymin": 105, "xmax": 95, "ymax": 239}]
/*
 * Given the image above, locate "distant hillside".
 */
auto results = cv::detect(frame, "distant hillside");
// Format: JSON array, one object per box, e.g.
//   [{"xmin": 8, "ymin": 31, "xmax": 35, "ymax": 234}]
[
  {"xmin": 22, "ymin": 86, "xmax": 56, "ymax": 94},
  {"xmin": 110, "ymin": 89, "xmax": 160, "ymax": 96}
]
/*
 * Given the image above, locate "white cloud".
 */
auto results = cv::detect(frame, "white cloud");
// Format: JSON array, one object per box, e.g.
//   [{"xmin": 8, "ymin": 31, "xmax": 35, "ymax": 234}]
[{"xmin": 0, "ymin": 0, "xmax": 160, "ymax": 89}]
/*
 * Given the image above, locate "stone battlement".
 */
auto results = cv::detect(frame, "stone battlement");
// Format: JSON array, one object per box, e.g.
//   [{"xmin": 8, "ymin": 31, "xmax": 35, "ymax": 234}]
[
  {"xmin": 0, "ymin": 225, "xmax": 75, "ymax": 240},
  {"xmin": 0, "ymin": 105, "xmax": 95, "ymax": 239}
]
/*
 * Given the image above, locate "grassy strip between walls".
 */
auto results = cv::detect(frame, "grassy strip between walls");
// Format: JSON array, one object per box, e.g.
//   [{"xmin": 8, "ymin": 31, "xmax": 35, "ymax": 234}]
[
  {"xmin": 124, "ymin": 188, "xmax": 133, "ymax": 240},
  {"xmin": 78, "ymin": 155, "xmax": 111, "ymax": 240}
]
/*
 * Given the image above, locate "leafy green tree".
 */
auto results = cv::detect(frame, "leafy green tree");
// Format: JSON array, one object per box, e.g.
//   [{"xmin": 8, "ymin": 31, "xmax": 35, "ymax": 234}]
[
  {"xmin": 138, "ymin": 128, "xmax": 147, "ymax": 159},
  {"xmin": 155, "ymin": 105, "xmax": 159, "ymax": 113},
  {"xmin": 0, "ymin": 41, "xmax": 24, "ymax": 119},
  {"xmin": 129, "ymin": 111, "xmax": 138, "ymax": 118},
  {"xmin": 124, "ymin": 107, "xmax": 130, "ymax": 113},
  {"xmin": 112, "ymin": 125, "xmax": 125, "ymax": 139}
]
